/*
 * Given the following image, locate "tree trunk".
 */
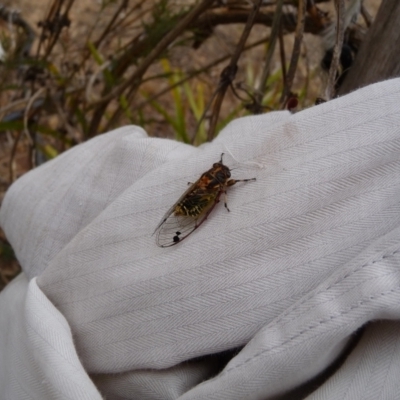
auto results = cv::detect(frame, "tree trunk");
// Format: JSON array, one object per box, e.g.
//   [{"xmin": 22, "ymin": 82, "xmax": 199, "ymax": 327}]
[{"xmin": 338, "ymin": 0, "xmax": 400, "ymax": 95}]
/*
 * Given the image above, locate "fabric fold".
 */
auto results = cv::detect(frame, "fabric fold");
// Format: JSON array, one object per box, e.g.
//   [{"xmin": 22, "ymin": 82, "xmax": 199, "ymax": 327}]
[{"xmin": 0, "ymin": 274, "xmax": 102, "ymax": 399}]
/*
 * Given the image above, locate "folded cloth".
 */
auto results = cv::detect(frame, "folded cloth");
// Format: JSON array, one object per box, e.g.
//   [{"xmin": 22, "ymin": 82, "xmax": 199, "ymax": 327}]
[{"xmin": 1, "ymin": 78, "xmax": 400, "ymax": 399}]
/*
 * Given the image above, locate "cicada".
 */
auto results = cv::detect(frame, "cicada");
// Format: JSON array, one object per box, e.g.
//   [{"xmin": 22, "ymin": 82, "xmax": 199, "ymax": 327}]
[{"xmin": 153, "ymin": 153, "xmax": 256, "ymax": 247}]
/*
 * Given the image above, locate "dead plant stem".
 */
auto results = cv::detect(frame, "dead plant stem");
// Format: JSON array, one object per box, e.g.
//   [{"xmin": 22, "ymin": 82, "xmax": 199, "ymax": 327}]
[
  {"xmin": 325, "ymin": 0, "xmax": 345, "ymax": 100},
  {"xmin": 87, "ymin": 0, "xmax": 215, "ymax": 136},
  {"xmin": 253, "ymin": 0, "xmax": 284, "ymax": 113},
  {"xmin": 280, "ymin": 0, "xmax": 306, "ymax": 107},
  {"xmin": 207, "ymin": 0, "xmax": 263, "ymax": 141}
]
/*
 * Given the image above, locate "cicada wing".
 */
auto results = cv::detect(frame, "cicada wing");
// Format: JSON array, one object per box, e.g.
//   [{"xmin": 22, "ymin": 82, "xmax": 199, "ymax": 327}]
[
  {"xmin": 155, "ymin": 192, "xmax": 222, "ymax": 247},
  {"xmin": 153, "ymin": 178, "xmax": 203, "ymax": 237},
  {"xmin": 155, "ymin": 213, "xmax": 200, "ymax": 247}
]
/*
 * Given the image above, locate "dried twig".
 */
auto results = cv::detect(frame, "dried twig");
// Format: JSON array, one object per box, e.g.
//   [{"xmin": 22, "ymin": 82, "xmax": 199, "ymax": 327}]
[
  {"xmin": 85, "ymin": 60, "xmax": 112, "ymax": 103},
  {"xmin": 37, "ymin": 0, "xmax": 75, "ymax": 61},
  {"xmin": 0, "ymin": 98, "xmax": 32, "ymax": 120},
  {"xmin": 135, "ymin": 36, "xmax": 270, "ymax": 111},
  {"xmin": 104, "ymin": 34, "xmax": 271, "ymax": 135},
  {"xmin": 0, "ymin": 86, "xmax": 81, "ymax": 124},
  {"xmin": 251, "ymin": 0, "xmax": 284, "ymax": 114},
  {"xmin": 106, "ymin": 50, "xmax": 233, "ymax": 132},
  {"xmin": 278, "ymin": 20, "xmax": 287, "ymax": 88},
  {"xmin": 324, "ymin": 0, "xmax": 346, "ymax": 100},
  {"xmin": 360, "ymin": 3, "xmax": 373, "ymax": 27},
  {"xmin": 22, "ymin": 87, "xmax": 47, "ymax": 170},
  {"xmin": 302, "ymin": 39, "xmax": 311, "ymax": 107},
  {"xmin": 76, "ymin": 1, "xmax": 147, "ymax": 73},
  {"xmin": 193, "ymin": 6, "xmax": 330, "ymax": 40},
  {"xmin": 0, "ymin": 5, "xmax": 35, "ymax": 57},
  {"xmin": 280, "ymin": 0, "xmax": 306, "ymax": 107},
  {"xmin": 87, "ymin": 0, "xmax": 216, "ymax": 137},
  {"xmin": 93, "ymin": 0, "xmax": 129, "ymax": 49},
  {"xmin": 23, "ymin": 88, "xmax": 45, "ymax": 147},
  {"xmin": 9, "ymin": 129, "xmax": 22, "ymax": 183},
  {"xmin": 206, "ymin": 0, "xmax": 264, "ymax": 141}
]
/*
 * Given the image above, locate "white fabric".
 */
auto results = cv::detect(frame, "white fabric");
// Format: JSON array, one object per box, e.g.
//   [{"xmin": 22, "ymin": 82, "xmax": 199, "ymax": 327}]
[
  {"xmin": 307, "ymin": 320, "xmax": 400, "ymax": 400},
  {"xmin": 1, "ymin": 78, "xmax": 400, "ymax": 399},
  {"xmin": 0, "ymin": 274, "xmax": 102, "ymax": 400}
]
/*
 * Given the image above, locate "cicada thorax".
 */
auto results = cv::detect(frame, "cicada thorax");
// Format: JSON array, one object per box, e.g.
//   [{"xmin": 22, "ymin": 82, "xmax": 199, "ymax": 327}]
[{"xmin": 173, "ymin": 163, "xmax": 231, "ymax": 218}]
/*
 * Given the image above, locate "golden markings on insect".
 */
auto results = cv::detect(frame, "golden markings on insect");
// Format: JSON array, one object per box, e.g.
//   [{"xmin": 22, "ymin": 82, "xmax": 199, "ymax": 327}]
[{"xmin": 153, "ymin": 153, "xmax": 256, "ymax": 247}]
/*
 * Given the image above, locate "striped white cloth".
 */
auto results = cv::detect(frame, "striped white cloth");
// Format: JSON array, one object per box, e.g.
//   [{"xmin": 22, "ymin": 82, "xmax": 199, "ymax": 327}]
[{"xmin": 1, "ymin": 78, "xmax": 400, "ymax": 399}]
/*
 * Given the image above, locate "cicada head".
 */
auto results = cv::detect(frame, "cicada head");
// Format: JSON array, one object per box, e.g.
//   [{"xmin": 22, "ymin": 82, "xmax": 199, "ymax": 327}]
[
  {"xmin": 212, "ymin": 153, "xmax": 232, "ymax": 182},
  {"xmin": 211, "ymin": 163, "xmax": 231, "ymax": 183}
]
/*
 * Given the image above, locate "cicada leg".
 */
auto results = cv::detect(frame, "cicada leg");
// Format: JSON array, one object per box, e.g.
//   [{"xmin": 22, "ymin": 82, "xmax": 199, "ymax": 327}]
[
  {"xmin": 227, "ymin": 178, "xmax": 257, "ymax": 187},
  {"xmin": 223, "ymin": 190, "xmax": 230, "ymax": 212}
]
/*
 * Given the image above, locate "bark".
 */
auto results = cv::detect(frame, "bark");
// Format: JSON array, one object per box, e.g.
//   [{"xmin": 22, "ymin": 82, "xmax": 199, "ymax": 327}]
[{"xmin": 339, "ymin": 0, "xmax": 400, "ymax": 95}]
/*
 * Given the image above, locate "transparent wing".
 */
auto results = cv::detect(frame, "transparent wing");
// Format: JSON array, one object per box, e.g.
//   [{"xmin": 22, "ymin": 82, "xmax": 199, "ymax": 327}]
[{"xmin": 155, "ymin": 192, "xmax": 222, "ymax": 247}]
